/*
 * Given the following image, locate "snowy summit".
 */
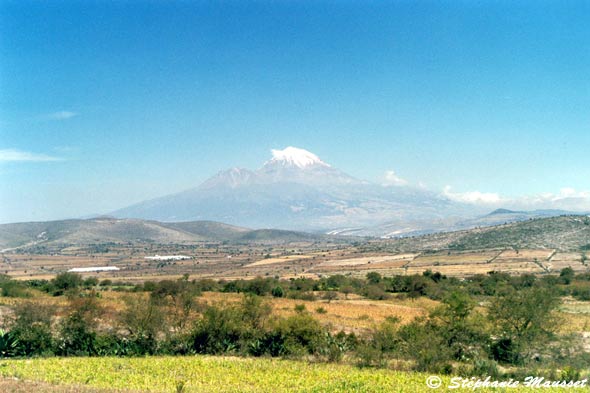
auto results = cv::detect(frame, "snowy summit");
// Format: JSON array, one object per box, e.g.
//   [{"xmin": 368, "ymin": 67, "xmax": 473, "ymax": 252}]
[{"xmin": 266, "ymin": 147, "xmax": 330, "ymax": 169}]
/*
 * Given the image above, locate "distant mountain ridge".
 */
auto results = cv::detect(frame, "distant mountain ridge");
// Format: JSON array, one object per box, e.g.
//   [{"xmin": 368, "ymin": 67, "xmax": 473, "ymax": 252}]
[
  {"xmin": 2, "ymin": 215, "xmax": 588, "ymax": 254},
  {"xmin": 112, "ymin": 147, "xmax": 474, "ymax": 233},
  {"xmin": 110, "ymin": 147, "xmax": 588, "ymax": 236},
  {"xmin": 0, "ymin": 217, "xmax": 322, "ymax": 252}
]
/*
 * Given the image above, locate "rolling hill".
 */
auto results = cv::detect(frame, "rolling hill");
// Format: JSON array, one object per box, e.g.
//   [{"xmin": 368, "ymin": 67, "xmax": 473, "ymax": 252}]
[
  {"xmin": 370, "ymin": 215, "xmax": 590, "ymax": 252},
  {"xmin": 0, "ymin": 217, "xmax": 325, "ymax": 252}
]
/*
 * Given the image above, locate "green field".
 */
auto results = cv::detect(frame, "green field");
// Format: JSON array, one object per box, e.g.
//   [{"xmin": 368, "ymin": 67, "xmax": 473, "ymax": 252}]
[
  {"xmin": 0, "ymin": 356, "xmax": 441, "ymax": 393},
  {"xmin": 1, "ymin": 356, "xmax": 587, "ymax": 392}
]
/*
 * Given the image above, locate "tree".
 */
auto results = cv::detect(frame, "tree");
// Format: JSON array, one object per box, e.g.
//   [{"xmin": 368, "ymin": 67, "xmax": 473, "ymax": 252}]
[
  {"xmin": 322, "ymin": 291, "xmax": 338, "ymax": 303},
  {"xmin": 52, "ymin": 272, "xmax": 83, "ymax": 295},
  {"xmin": 56, "ymin": 294, "xmax": 102, "ymax": 356},
  {"xmin": 429, "ymin": 290, "xmax": 486, "ymax": 362},
  {"xmin": 150, "ymin": 279, "xmax": 200, "ymax": 330},
  {"xmin": 10, "ymin": 301, "xmax": 54, "ymax": 356},
  {"xmin": 488, "ymin": 286, "xmax": 560, "ymax": 364},
  {"xmin": 559, "ymin": 267, "xmax": 575, "ymax": 285},
  {"xmin": 119, "ymin": 294, "xmax": 164, "ymax": 355},
  {"xmin": 366, "ymin": 272, "xmax": 382, "ymax": 285},
  {"xmin": 271, "ymin": 286, "xmax": 284, "ymax": 298}
]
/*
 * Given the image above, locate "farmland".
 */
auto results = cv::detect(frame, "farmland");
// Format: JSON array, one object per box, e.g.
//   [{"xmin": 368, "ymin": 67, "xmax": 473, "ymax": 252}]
[
  {"xmin": 0, "ymin": 215, "xmax": 589, "ymax": 392},
  {"xmin": 2, "ymin": 246, "xmax": 586, "ymax": 283},
  {"xmin": 0, "ymin": 215, "xmax": 589, "ymax": 283},
  {"xmin": 0, "ymin": 356, "xmax": 448, "ymax": 392}
]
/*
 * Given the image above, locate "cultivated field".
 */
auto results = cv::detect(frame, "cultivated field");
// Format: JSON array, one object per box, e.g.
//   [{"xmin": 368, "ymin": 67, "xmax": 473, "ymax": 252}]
[
  {"xmin": 0, "ymin": 356, "xmax": 447, "ymax": 392},
  {"xmin": 1, "ymin": 245, "xmax": 588, "ymax": 282}
]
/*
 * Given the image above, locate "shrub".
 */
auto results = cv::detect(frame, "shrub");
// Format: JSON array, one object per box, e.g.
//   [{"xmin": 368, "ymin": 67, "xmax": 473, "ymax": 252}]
[
  {"xmin": 271, "ymin": 286, "xmax": 284, "ymax": 298},
  {"xmin": 191, "ymin": 305, "xmax": 243, "ymax": 354},
  {"xmin": 488, "ymin": 285, "xmax": 560, "ymax": 364},
  {"xmin": 287, "ymin": 291, "xmax": 316, "ymax": 301},
  {"xmin": 366, "ymin": 272, "xmax": 382, "ymax": 284},
  {"xmin": 150, "ymin": 279, "xmax": 200, "ymax": 331},
  {"xmin": 355, "ymin": 343, "xmax": 387, "ymax": 368},
  {"xmin": 190, "ymin": 295, "xmax": 271, "ymax": 355},
  {"xmin": 364, "ymin": 285, "xmax": 390, "ymax": 300},
  {"xmin": 399, "ymin": 319, "xmax": 454, "ymax": 372},
  {"xmin": 560, "ymin": 267, "xmax": 575, "ymax": 285},
  {"xmin": 56, "ymin": 296, "xmax": 101, "ymax": 356},
  {"xmin": 322, "ymin": 291, "xmax": 338, "ymax": 303},
  {"xmin": 0, "ymin": 277, "xmax": 30, "ymax": 298},
  {"xmin": 272, "ymin": 313, "xmax": 326, "ymax": 356},
  {"xmin": 10, "ymin": 302, "xmax": 54, "ymax": 356},
  {"xmin": 119, "ymin": 295, "xmax": 164, "ymax": 355},
  {"xmin": 53, "ymin": 272, "xmax": 83, "ymax": 291},
  {"xmin": 244, "ymin": 277, "xmax": 273, "ymax": 296},
  {"xmin": 83, "ymin": 277, "xmax": 99, "ymax": 288},
  {"xmin": 371, "ymin": 319, "xmax": 400, "ymax": 353}
]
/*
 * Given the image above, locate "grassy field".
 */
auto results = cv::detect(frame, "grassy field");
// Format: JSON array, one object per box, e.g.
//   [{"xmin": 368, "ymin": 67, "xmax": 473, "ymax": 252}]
[
  {"xmin": 0, "ymin": 356, "xmax": 446, "ymax": 393},
  {"xmin": 2, "ymin": 355, "xmax": 587, "ymax": 392}
]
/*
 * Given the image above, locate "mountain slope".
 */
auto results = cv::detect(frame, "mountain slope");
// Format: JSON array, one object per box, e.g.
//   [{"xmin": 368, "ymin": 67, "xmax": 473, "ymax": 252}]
[
  {"xmin": 113, "ymin": 147, "xmax": 473, "ymax": 233},
  {"xmin": 0, "ymin": 218, "xmax": 320, "ymax": 251},
  {"xmin": 370, "ymin": 215, "xmax": 590, "ymax": 252},
  {"xmin": 163, "ymin": 221, "xmax": 250, "ymax": 239}
]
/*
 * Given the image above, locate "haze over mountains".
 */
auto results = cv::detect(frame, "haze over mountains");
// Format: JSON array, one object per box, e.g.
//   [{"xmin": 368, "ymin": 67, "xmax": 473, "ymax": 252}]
[
  {"xmin": 113, "ymin": 147, "xmax": 470, "ymax": 234},
  {"xmin": 111, "ymin": 147, "xmax": 584, "ymax": 236}
]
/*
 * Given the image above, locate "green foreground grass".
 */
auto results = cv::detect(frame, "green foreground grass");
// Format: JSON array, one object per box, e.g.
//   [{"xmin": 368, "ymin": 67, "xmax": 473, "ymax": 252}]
[
  {"xmin": 0, "ymin": 356, "xmax": 585, "ymax": 392},
  {"xmin": 0, "ymin": 356, "xmax": 437, "ymax": 392}
]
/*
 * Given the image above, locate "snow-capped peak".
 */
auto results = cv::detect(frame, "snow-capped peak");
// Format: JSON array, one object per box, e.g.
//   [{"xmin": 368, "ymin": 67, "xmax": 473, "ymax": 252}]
[{"xmin": 266, "ymin": 147, "xmax": 330, "ymax": 169}]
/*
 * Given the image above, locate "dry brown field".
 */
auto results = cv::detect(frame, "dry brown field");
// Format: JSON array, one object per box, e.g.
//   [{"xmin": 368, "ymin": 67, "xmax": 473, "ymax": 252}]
[{"xmin": 1, "ymin": 242, "xmax": 588, "ymax": 283}]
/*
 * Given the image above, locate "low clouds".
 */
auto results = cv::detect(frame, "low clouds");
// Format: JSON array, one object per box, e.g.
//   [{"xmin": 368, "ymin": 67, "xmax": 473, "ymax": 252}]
[
  {"xmin": 517, "ymin": 188, "xmax": 590, "ymax": 211},
  {"xmin": 442, "ymin": 185, "xmax": 590, "ymax": 212},
  {"xmin": 382, "ymin": 170, "xmax": 408, "ymax": 186},
  {"xmin": 0, "ymin": 149, "xmax": 63, "ymax": 162},
  {"xmin": 47, "ymin": 111, "xmax": 77, "ymax": 120},
  {"xmin": 443, "ymin": 186, "xmax": 504, "ymax": 204}
]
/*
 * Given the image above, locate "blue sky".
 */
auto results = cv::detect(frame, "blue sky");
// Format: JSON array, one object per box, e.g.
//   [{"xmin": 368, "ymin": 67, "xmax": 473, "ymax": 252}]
[{"xmin": 1, "ymin": 1, "xmax": 589, "ymax": 223}]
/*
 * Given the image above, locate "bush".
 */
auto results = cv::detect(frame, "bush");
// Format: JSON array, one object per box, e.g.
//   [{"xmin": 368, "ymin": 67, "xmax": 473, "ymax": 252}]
[
  {"xmin": 56, "ymin": 296, "xmax": 101, "ymax": 356},
  {"xmin": 51, "ymin": 272, "xmax": 83, "ymax": 295},
  {"xmin": 150, "ymin": 279, "xmax": 200, "ymax": 331},
  {"xmin": 271, "ymin": 286, "xmax": 284, "ymax": 298},
  {"xmin": 488, "ymin": 285, "xmax": 560, "ymax": 365},
  {"xmin": 271, "ymin": 313, "xmax": 326, "ymax": 356},
  {"xmin": 10, "ymin": 302, "xmax": 54, "ymax": 356},
  {"xmin": 119, "ymin": 295, "xmax": 164, "ymax": 355},
  {"xmin": 355, "ymin": 343, "xmax": 387, "ymax": 368},
  {"xmin": 191, "ymin": 306, "xmax": 243, "ymax": 354},
  {"xmin": 364, "ymin": 285, "xmax": 390, "ymax": 300},
  {"xmin": 0, "ymin": 277, "xmax": 31, "ymax": 298},
  {"xmin": 190, "ymin": 295, "xmax": 271, "ymax": 355},
  {"xmin": 397, "ymin": 318, "xmax": 454, "ymax": 373},
  {"xmin": 560, "ymin": 267, "xmax": 575, "ymax": 285},
  {"xmin": 83, "ymin": 277, "xmax": 99, "ymax": 288},
  {"xmin": 57, "ymin": 312, "xmax": 98, "ymax": 356}
]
